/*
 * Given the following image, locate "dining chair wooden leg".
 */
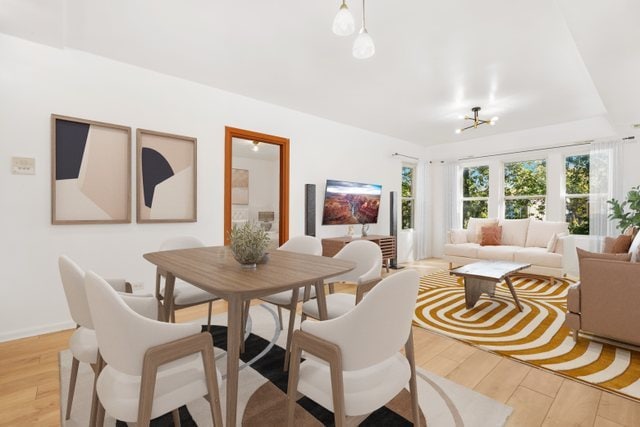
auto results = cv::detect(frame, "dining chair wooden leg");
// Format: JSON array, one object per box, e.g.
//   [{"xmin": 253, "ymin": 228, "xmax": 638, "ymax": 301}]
[
  {"xmin": 328, "ymin": 283, "xmax": 335, "ymax": 294},
  {"xmin": 207, "ymin": 301, "xmax": 213, "ymax": 333},
  {"xmin": 286, "ymin": 336, "xmax": 303, "ymax": 427},
  {"xmin": 283, "ymin": 287, "xmax": 300, "ymax": 371},
  {"xmin": 241, "ymin": 300, "xmax": 251, "ymax": 353},
  {"xmin": 277, "ymin": 306, "xmax": 284, "ymax": 330},
  {"xmin": 202, "ymin": 335, "xmax": 223, "ymax": 426},
  {"xmin": 405, "ymin": 329, "xmax": 421, "ymax": 427},
  {"xmin": 91, "ymin": 353, "xmax": 106, "ymax": 427},
  {"xmin": 137, "ymin": 358, "xmax": 159, "ymax": 426},
  {"xmin": 170, "ymin": 301, "xmax": 176, "ymax": 323},
  {"xmin": 328, "ymin": 353, "xmax": 347, "ymax": 427},
  {"xmin": 65, "ymin": 356, "xmax": 80, "ymax": 419},
  {"xmin": 172, "ymin": 409, "xmax": 181, "ymax": 427},
  {"xmin": 89, "ymin": 353, "xmax": 105, "ymax": 427}
]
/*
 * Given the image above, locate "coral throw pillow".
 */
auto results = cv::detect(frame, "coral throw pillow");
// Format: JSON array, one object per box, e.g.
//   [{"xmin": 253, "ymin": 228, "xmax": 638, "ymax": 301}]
[
  {"xmin": 603, "ymin": 235, "xmax": 633, "ymax": 254},
  {"xmin": 480, "ymin": 225, "xmax": 502, "ymax": 246}
]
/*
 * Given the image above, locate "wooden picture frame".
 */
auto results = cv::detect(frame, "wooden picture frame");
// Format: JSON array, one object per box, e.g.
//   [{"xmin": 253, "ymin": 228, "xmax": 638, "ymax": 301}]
[
  {"xmin": 136, "ymin": 129, "xmax": 197, "ymax": 223},
  {"xmin": 51, "ymin": 114, "xmax": 132, "ymax": 224}
]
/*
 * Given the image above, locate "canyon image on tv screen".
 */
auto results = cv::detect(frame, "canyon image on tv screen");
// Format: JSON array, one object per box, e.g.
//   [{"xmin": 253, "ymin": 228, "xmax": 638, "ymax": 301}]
[{"xmin": 322, "ymin": 179, "xmax": 382, "ymax": 225}]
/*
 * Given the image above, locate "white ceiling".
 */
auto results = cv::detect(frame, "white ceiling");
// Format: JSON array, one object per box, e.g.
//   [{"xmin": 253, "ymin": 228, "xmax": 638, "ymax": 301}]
[{"xmin": 1, "ymin": 0, "xmax": 638, "ymax": 145}]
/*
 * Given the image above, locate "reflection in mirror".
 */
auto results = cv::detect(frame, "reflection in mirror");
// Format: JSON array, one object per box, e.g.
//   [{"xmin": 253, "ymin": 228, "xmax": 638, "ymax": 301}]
[{"xmin": 231, "ymin": 138, "xmax": 280, "ymax": 249}]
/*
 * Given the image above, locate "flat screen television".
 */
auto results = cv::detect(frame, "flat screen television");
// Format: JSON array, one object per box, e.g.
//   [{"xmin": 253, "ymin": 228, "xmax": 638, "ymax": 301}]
[{"xmin": 322, "ymin": 179, "xmax": 382, "ymax": 225}]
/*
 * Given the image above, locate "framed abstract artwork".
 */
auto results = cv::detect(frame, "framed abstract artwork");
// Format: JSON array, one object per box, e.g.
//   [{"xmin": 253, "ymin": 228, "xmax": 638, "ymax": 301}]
[
  {"xmin": 137, "ymin": 129, "xmax": 197, "ymax": 223},
  {"xmin": 231, "ymin": 168, "xmax": 249, "ymax": 205},
  {"xmin": 51, "ymin": 114, "xmax": 131, "ymax": 224}
]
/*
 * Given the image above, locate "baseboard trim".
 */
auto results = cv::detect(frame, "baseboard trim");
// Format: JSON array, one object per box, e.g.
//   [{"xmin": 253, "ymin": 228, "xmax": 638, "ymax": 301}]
[{"xmin": 0, "ymin": 320, "xmax": 76, "ymax": 343}]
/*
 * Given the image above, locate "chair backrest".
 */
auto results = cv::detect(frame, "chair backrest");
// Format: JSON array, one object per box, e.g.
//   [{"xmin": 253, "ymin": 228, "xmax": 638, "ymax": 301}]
[
  {"xmin": 160, "ymin": 236, "xmax": 205, "ymax": 251},
  {"xmin": 329, "ymin": 240, "xmax": 382, "ymax": 284},
  {"xmin": 302, "ymin": 269, "xmax": 420, "ymax": 371},
  {"xmin": 278, "ymin": 236, "xmax": 323, "ymax": 256},
  {"xmin": 85, "ymin": 271, "xmax": 199, "ymax": 376},
  {"xmin": 59, "ymin": 255, "xmax": 93, "ymax": 329}
]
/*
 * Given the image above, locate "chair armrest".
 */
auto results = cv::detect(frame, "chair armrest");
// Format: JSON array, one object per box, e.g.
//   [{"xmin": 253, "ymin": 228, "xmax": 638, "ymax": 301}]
[
  {"xmin": 119, "ymin": 293, "xmax": 158, "ymax": 320},
  {"xmin": 105, "ymin": 278, "xmax": 130, "ymax": 293},
  {"xmin": 448, "ymin": 229, "xmax": 468, "ymax": 244}
]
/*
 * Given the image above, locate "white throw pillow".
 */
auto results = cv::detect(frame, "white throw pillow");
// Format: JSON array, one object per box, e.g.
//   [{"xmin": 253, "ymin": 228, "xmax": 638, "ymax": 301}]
[
  {"xmin": 546, "ymin": 232, "xmax": 568, "ymax": 253},
  {"xmin": 499, "ymin": 218, "xmax": 530, "ymax": 247},
  {"xmin": 467, "ymin": 218, "xmax": 498, "ymax": 244},
  {"xmin": 525, "ymin": 220, "xmax": 569, "ymax": 248},
  {"xmin": 629, "ymin": 230, "xmax": 640, "ymax": 263}
]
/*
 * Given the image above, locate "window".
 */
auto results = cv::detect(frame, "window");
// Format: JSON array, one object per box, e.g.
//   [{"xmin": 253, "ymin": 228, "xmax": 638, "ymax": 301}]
[
  {"xmin": 461, "ymin": 165, "xmax": 489, "ymax": 228},
  {"xmin": 565, "ymin": 154, "xmax": 590, "ymax": 234},
  {"xmin": 504, "ymin": 159, "xmax": 547, "ymax": 220},
  {"xmin": 401, "ymin": 165, "xmax": 415, "ymax": 229}
]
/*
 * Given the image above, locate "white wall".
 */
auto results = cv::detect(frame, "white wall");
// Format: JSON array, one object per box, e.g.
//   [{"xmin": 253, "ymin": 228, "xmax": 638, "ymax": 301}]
[
  {"xmin": 232, "ymin": 156, "xmax": 279, "ymax": 227},
  {"xmin": 0, "ymin": 34, "xmax": 425, "ymax": 341},
  {"xmin": 427, "ymin": 119, "xmax": 640, "ymax": 256}
]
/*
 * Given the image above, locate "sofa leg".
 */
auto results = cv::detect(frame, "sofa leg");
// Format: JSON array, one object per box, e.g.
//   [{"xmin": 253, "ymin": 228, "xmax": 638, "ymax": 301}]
[
  {"xmin": 572, "ymin": 329, "xmax": 579, "ymax": 342},
  {"xmin": 448, "ymin": 262, "xmax": 453, "ymax": 270},
  {"xmin": 549, "ymin": 276, "xmax": 555, "ymax": 286}
]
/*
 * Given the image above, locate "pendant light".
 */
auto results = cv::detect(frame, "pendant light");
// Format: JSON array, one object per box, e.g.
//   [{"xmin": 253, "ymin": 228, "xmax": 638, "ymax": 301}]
[
  {"xmin": 352, "ymin": 0, "xmax": 375, "ymax": 59},
  {"xmin": 332, "ymin": 0, "xmax": 355, "ymax": 36}
]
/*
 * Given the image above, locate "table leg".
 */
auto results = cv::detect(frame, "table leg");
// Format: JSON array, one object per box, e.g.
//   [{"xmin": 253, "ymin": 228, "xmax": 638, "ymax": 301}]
[
  {"xmin": 163, "ymin": 273, "xmax": 176, "ymax": 323},
  {"xmin": 463, "ymin": 277, "xmax": 497, "ymax": 309},
  {"xmin": 226, "ymin": 296, "xmax": 243, "ymax": 427},
  {"xmin": 314, "ymin": 279, "xmax": 329, "ymax": 320},
  {"xmin": 504, "ymin": 276, "xmax": 523, "ymax": 312}
]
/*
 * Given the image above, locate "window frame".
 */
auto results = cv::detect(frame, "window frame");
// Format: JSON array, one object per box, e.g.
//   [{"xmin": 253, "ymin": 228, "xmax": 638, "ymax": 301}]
[
  {"xmin": 563, "ymin": 151, "xmax": 590, "ymax": 235},
  {"xmin": 401, "ymin": 163, "xmax": 416, "ymax": 230},
  {"xmin": 460, "ymin": 164, "xmax": 490, "ymax": 228},
  {"xmin": 502, "ymin": 157, "xmax": 548, "ymax": 220}
]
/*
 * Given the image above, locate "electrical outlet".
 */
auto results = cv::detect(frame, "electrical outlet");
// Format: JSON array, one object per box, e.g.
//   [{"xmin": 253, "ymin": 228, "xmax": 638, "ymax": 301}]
[{"xmin": 12, "ymin": 157, "xmax": 36, "ymax": 175}]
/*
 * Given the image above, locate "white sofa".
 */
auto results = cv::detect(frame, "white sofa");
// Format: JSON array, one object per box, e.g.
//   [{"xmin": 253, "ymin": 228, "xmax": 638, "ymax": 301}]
[{"xmin": 444, "ymin": 218, "xmax": 570, "ymax": 278}]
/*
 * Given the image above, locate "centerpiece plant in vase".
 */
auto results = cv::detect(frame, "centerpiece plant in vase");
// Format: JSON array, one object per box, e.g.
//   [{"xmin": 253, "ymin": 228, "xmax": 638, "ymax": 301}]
[{"xmin": 228, "ymin": 222, "xmax": 270, "ymax": 269}]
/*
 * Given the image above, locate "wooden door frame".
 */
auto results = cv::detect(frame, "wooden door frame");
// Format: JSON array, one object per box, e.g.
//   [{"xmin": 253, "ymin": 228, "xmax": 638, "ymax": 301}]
[{"xmin": 224, "ymin": 127, "xmax": 290, "ymax": 245}]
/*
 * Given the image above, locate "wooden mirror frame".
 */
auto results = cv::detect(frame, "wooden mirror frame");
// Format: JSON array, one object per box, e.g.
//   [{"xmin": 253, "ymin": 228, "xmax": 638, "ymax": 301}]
[{"xmin": 224, "ymin": 127, "xmax": 289, "ymax": 245}]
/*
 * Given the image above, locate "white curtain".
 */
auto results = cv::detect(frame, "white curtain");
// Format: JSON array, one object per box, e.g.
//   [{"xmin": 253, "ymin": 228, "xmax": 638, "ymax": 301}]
[
  {"xmin": 443, "ymin": 162, "xmax": 461, "ymax": 245},
  {"xmin": 415, "ymin": 161, "xmax": 430, "ymax": 260},
  {"xmin": 589, "ymin": 139, "xmax": 623, "ymax": 243}
]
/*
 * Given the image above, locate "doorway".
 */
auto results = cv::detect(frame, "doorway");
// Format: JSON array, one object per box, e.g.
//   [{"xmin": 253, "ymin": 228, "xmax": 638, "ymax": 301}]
[{"xmin": 224, "ymin": 127, "xmax": 289, "ymax": 246}]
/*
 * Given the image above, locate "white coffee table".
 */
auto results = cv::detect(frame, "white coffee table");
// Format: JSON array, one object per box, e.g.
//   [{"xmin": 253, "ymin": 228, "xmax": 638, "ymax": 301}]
[{"xmin": 450, "ymin": 261, "xmax": 531, "ymax": 311}]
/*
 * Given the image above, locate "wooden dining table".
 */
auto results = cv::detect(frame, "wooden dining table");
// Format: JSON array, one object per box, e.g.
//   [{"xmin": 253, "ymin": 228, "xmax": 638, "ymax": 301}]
[{"xmin": 143, "ymin": 245, "xmax": 355, "ymax": 426}]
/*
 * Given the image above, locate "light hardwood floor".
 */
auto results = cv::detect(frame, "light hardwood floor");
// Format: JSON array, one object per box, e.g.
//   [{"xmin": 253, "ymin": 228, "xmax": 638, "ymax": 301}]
[{"xmin": 1, "ymin": 258, "xmax": 639, "ymax": 426}]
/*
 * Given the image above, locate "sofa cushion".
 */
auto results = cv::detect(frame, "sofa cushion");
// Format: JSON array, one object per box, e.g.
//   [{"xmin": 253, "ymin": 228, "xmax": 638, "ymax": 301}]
[
  {"xmin": 448, "ymin": 229, "xmax": 468, "ymax": 244},
  {"xmin": 480, "ymin": 225, "xmax": 502, "ymax": 246},
  {"xmin": 525, "ymin": 220, "xmax": 569, "ymax": 248},
  {"xmin": 498, "ymin": 218, "xmax": 530, "ymax": 247},
  {"xmin": 444, "ymin": 243, "xmax": 479, "ymax": 258},
  {"xmin": 476, "ymin": 245, "xmax": 519, "ymax": 262},
  {"xmin": 514, "ymin": 247, "xmax": 562, "ymax": 268},
  {"xmin": 467, "ymin": 218, "xmax": 498, "ymax": 244},
  {"xmin": 603, "ymin": 235, "xmax": 633, "ymax": 254}
]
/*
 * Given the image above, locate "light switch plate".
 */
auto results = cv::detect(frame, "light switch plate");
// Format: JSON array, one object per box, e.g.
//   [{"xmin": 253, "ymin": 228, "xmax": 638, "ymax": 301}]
[{"xmin": 11, "ymin": 157, "xmax": 36, "ymax": 175}]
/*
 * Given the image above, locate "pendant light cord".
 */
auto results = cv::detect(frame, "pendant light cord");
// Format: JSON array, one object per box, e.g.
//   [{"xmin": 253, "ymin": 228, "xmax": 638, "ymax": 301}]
[{"xmin": 362, "ymin": 0, "xmax": 367, "ymax": 30}]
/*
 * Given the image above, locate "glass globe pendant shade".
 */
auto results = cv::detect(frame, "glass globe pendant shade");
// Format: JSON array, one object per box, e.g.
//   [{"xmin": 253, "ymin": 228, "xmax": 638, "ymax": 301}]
[
  {"xmin": 332, "ymin": 3, "xmax": 355, "ymax": 36},
  {"xmin": 352, "ymin": 28, "xmax": 375, "ymax": 59}
]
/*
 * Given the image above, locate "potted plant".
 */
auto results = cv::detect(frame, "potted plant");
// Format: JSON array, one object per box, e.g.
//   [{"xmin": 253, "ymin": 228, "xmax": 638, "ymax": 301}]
[
  {"xmin": 608, "ymin": 185, "xmax": 640, "ymax": 233},
  {"xmin": 228, "ymin": 222, "xmax": 270, "ymax": 269}
]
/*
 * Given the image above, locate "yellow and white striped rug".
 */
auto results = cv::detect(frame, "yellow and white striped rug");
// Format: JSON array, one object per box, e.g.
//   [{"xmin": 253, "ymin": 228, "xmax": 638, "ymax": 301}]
[{"xmin": 414, "ymin": 271, "xmax": 640, "ymax": 401}]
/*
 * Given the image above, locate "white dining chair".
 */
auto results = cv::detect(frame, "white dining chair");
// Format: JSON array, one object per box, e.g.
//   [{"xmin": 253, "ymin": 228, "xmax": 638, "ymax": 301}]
[
  {"xmin": 157, "ymin": 236, "xmax": 220, "ymax": 330},
  {"xmin": 287, "ymin": 269, "xmax": 421, "ymax": 427},
  {"xmin": 256, "ymin": 235, "xmax": 323, "ymax": 369},
  {"xmin": 85, "ymin": 270, "xmax": 223, "ymax": 426},
  {"xmin": 301, "ymin": 240, "xmax": 382, "ymax": 321},
  {"xmin": 58, "ymin": 255, "xmax": 158, "ymax": 422}
]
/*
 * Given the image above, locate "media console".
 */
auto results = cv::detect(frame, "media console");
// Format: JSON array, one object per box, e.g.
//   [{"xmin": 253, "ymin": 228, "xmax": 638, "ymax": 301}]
[{"xmin": 321, "ymin": 235, "xmax": 397, "ymax": 272}]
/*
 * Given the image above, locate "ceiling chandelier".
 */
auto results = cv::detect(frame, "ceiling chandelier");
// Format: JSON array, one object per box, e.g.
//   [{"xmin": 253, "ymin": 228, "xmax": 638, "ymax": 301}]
[
  {"xmin": 332, "ymin": 0, "xmax": 375, "ymax": 59},
  {"xmin": 455, "ymin": 107, "xmax": 499, "ymax": 134}
]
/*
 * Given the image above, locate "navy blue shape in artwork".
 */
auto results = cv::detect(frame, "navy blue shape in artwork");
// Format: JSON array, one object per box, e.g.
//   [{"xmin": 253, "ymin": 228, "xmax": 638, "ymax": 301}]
[
  {"xmin": 55, "ymin": 119, "xmax": 90, "ymax": 180},
  {"xmin": 141, "ymin": 147, "xmax": 174, "ymax": 208}
]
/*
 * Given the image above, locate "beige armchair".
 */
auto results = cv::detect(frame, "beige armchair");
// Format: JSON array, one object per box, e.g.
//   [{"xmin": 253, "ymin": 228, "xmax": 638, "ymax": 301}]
[{"xmin": 565, "ymin": 257, "xmax": 640, "ymax": 346}]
